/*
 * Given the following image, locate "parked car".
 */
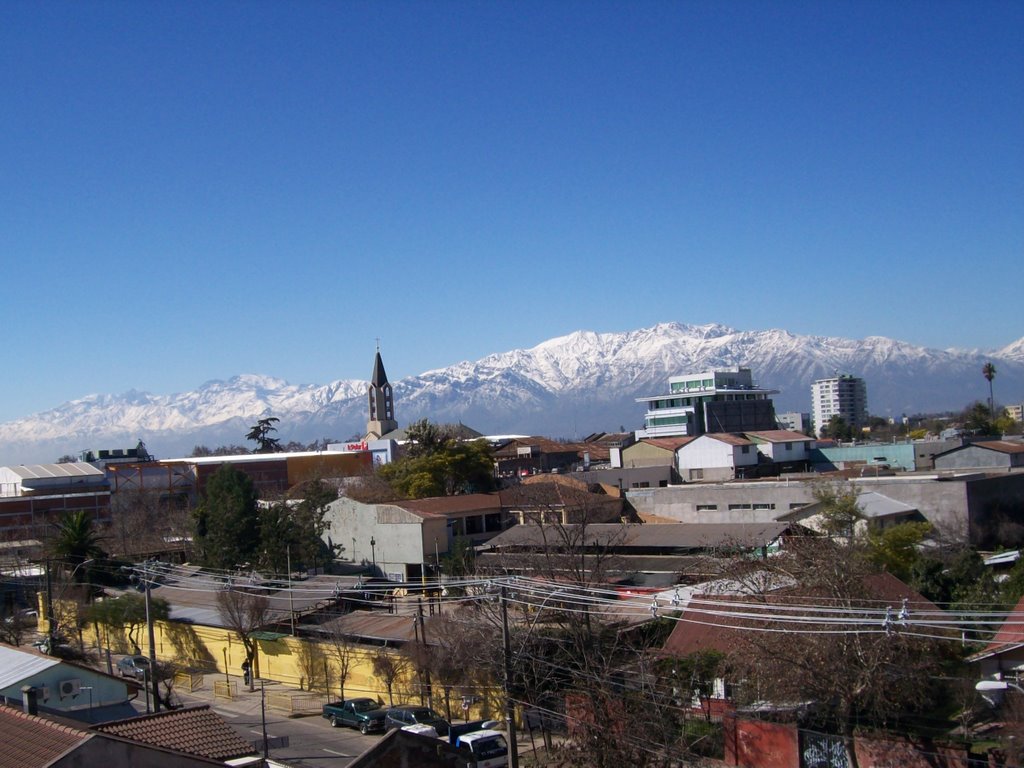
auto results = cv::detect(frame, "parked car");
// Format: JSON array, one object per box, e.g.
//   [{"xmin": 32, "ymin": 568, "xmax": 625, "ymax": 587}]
[
  {"xmin": 117, "ymin": 655, "xmax": 151, "ymax": 680},
  {"xmin": 385, "ymin": 705, "xmax": 451, "ymax": 736},
  {"xmin": 322, "ymin": 698, "xmax": 388, "ymax": 734}
]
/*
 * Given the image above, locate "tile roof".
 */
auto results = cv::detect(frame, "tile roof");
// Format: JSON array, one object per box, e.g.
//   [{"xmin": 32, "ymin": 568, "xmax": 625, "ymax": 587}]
[
  {"xmin": 700, "ymin": 433, "xmax": 754, "ymax": 446},
  {"xmin": 745, "ymin": 430, "xmax": 813, "ymax": 443},
  {"xmin": 973, "ymin": 440, "xmax": 1024, "ymax": 455},
  {"xmin": 975, "ymin": 594, "xmax": 1024, "ymax": 659},
  {"xmin": 391, "ymin": 493, "xmax": 502, "ymax": 517},
  {"xmin": 0, "ymin": 705, "xmax": 90, "ymax": 768},
  {"xmin": 662, "ymin": 572, "xmax": 941, "ymax": 658},
  {"xmin": 93, "ymin": 705, "xmax": 256, "ymax": 761},
  {"xmin": 636, "ymin": 437, "xmax": 695, "ymax": 452}
]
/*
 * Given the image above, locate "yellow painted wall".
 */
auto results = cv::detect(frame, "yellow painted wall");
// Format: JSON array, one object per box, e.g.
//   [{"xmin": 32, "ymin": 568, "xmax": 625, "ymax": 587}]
[{"xmin": 42, "ymin": 593, "xmax": 505, "ymax": 720}]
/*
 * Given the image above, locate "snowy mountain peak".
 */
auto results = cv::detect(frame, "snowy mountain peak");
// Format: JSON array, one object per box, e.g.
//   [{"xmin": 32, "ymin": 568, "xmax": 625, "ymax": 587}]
[{"xmin": 0, "ymin": 322, "xmax": 1021, "ymax": 465}]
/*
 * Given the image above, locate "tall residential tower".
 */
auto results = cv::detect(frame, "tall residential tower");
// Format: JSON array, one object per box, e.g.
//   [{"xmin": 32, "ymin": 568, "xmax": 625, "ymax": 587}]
[{"xmin": 811, "ymin": 374, "xmax": 868, "ymax": 437}]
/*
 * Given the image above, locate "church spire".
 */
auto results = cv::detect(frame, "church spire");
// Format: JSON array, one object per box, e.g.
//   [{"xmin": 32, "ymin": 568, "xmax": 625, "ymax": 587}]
[
  {"xmin": 366, "ymin": 343, "xmax": 398, "ymax": 441},
  {"xmin": 371, "ymin": 340, "xmax": 388, "ymax": 388}
]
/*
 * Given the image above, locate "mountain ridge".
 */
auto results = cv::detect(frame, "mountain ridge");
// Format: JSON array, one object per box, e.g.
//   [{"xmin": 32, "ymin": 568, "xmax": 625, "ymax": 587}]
[{"xmin": 1, "ymin": 323, "xmax": 1021, "ymax": 465}]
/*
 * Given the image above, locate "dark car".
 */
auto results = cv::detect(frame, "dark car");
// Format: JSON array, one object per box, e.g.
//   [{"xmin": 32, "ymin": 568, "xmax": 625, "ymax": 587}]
[
  {"xmin": 117, "ymin": 655, "xmax": 151, "ymax": 680},
  {"xmin": 385, "ymin": 705, "xmax": 451, "ymax": 736},
  {"xmin": 322, "ymin": 698, "xmax": 388, "ymax": 734}
]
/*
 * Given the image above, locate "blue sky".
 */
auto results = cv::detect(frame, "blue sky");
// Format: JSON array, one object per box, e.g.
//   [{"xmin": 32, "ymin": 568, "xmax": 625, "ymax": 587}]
[{"xmin": 1, "ymin": 0, "xmax": 1021, "ymax": 424}]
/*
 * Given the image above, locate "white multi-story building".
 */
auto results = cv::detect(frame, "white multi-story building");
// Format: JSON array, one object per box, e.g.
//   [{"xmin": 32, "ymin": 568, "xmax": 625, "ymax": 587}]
[
  {"xmin": 811, "ymin": 374, "xmax": 868, "ymax": 436},
  {"xmin": 635, "ymin": 367, "xmax": 779, "ymax": 440}
]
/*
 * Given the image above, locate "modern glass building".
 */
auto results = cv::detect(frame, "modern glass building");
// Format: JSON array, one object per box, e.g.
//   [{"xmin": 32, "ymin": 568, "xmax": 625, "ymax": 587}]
[{"xmin": 635, "ymin": 367, "xmax": 779, "ymax": 439}]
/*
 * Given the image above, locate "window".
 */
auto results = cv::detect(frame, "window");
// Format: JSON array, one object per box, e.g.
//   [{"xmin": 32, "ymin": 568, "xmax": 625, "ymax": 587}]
[
  {"xmin": 741, "ymin": 446, "xmax": 750, "ymax": 454},
  {"xmin": 728, "ymin": 503, "xmax": 752, "ymax": 510},
  {"xmin": 696, "ymin": 504, "xmax": 718, "ymax": 511},
  {"xmin": 752, "ymin": 503, "xmax": 776, "ymax": 510},
  {"xmin": 784, "ymin": 442, "xmax": 792, "ymax": 450}
]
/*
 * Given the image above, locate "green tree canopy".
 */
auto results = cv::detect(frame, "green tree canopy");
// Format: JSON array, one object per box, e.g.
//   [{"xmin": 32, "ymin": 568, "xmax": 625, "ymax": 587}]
[
  {"xmin": 821, "ymin": 415, "xmax": 854, "ymax": 441},
  {"xmin": 193, "ymin": 465, "xmax": 261, "ymax": 570},
  {"xmin": 87, "ymin": 592, "xmax": 169, "ymax": 654},
  {"xmin": 377, "ymin": 421, "xmax": 495, "ymax": 499}
]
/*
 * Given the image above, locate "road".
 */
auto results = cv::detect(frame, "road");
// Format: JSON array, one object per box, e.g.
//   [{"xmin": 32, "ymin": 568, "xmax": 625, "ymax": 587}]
[{"xmin": 175, "ymin": 682, "xmax": 385, "ymax": 767}]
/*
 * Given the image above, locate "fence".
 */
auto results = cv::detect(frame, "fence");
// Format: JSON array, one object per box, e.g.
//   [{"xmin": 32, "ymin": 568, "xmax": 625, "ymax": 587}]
[{"xmin": 267, "ymin": 691, "xmax": 329, "ymax": 716}]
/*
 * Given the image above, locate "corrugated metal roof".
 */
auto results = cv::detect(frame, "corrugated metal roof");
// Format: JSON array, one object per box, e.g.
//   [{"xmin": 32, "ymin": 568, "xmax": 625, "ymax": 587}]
[
  {"xmin": 0, "ymin": 645, "xmax": 61, "ymax": 690},
  {"xmin": 6, "ymin": 463, "xmax": 104, "ymax": 480},
  {"xmin": 314, "ymin": 610, "xmax": 447, "ymax": 644}
]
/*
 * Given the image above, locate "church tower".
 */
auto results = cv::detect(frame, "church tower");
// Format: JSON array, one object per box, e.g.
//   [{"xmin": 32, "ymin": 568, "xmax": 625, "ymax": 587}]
[{"xmin": 365, "ymin": 343, "xmax": 398, "ymax": 440}]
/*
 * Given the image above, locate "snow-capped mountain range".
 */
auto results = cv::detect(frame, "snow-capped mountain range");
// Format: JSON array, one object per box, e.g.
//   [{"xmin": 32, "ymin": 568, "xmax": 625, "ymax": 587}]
[{"xmin": 1, "ymin": 322, "xmax": 1022, "ymax": 466}]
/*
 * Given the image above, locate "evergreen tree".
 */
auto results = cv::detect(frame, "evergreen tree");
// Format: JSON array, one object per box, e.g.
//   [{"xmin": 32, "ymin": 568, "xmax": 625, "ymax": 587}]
[
  {"xmin": 291, "ymin": 478, "xmax": 339, "ymax": 569},
  {"xmin": 193, "ymin": 465, "xmax": 261, "ymax": 570},
  {"xmin": 246, "ymin": 417, "xmax": 282, "ymax": 453}
]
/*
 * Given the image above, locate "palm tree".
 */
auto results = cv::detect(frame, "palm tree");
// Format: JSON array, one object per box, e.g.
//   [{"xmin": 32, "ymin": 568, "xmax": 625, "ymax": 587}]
[
  {"xmin": 983, "ymin": 362, "xmax": 997, "ymax": 421},
  {"xmin": 51, "ymin": 510, "xmax": 106, "ymax": 583}
]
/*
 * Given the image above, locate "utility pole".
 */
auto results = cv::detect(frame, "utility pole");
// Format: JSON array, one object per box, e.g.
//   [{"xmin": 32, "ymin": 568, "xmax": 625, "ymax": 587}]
[
  {"xmin": 500, "ymin": 585, "xmax": 520, "ymax": 768},
  {"xmin": 417, "ymin": 598, "xmax": 432, "ymax": 708},
  {"xmin": 261, "ymin": 681, "xmax": 269, "ymax": 762},
  {"xmin": 45, "ymin": 559, "xmax": 55, "ymax": 652},
  {"xmin": 287, "ymin": 546, "xmax": 296, "ymax": 636},
  {"xmin": 143, "ymin": 562, "xmax": 160, "ymax": 712}
]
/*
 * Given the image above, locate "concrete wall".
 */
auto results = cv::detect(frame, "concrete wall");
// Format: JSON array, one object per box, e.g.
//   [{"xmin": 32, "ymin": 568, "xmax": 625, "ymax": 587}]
[
  {"xmin": 624, "ymin": 473, "xmax": 1024, "ymax": 546},
  {"xmin": 965, "ymin": 472, "xmax": 1024, "ymax": 547},
  {"xmin": 811, "ymin": 443, "xmax": 917, "ymax": 472},
  {"xmin": 323, "ymin": 497, "xmax": 431, "ymax": 578},
  {"xmin": 54, "ymin": 737, "xmax": 223, "ymax": 767},
  {"xmin": 724, "ymin": 715, "xmax": 799, "ymax": 768},
  {"xmin": 936, "ymin": 445, "xmax": 1023, "ymax": 471},
  {"xmin": 724, "ymin": 716, "xmax": 970, "ymax": 768},
  {"xmin": 575, "ymin": 466, "xmax": 674, "ymax": 490},
  {"xmin": 676, "ymin": 436, "xmax": 760, "ymax": 482},
  {"xmin": 626, "ymin": 480, "xmax": 815, "ymax": 524}
]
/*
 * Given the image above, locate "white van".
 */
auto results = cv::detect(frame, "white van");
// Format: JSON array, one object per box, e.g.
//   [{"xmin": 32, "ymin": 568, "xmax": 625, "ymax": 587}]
[{"xmin": 454, "ymin": 729, "xmax": 509, "ymax": 768}]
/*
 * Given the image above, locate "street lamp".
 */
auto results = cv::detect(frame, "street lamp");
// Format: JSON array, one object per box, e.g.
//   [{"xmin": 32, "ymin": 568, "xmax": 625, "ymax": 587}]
[{"xmin": 370, "ymin": 537, "xmax": 376, "ymax": 570}]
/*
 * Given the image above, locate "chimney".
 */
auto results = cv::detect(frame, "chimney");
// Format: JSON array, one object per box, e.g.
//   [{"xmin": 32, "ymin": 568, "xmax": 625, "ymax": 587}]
[{"xmin": 21, "ymin": 685, "xmax": 38, "ymax": 716}]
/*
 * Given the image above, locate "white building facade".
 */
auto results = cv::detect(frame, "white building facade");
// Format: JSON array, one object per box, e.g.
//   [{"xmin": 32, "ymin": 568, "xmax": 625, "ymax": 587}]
[
  {"xmin": 811, "ymin": 374, "xmax": 868, "ymax": 436},
  {"xmin": 636, "ymin": 367, "xmax": 779, "ymax": 440}
]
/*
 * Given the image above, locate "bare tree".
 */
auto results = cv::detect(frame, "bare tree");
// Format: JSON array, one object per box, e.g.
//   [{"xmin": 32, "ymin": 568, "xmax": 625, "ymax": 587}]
[
  {"xmin": 324, "ymin": 627, "xmax": 358, "ymax": 701},
  {"xmin": 110, "ymin": 488, "xmax": 192, "ymax": 561},
  {"xmin": 216, "ymin": 588, "xmax": 276, "ymax": 691},
  {"xmin": 296, "ymin": 639, "xmax": 329, "ymax": 692},
  {"xmin": 708, "ymin": 535, "xmax": 953, "ymax": 768},
  {"xmin": 371, "ymin": 646, "xmax": 409, "ymax": 706}
]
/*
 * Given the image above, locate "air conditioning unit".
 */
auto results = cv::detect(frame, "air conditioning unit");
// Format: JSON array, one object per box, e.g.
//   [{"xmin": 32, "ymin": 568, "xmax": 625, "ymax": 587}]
[{"xmin": 59, "ymin": 679, "xmax": 81, "ymax": 698}]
